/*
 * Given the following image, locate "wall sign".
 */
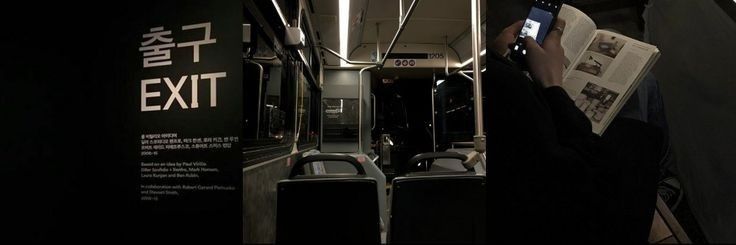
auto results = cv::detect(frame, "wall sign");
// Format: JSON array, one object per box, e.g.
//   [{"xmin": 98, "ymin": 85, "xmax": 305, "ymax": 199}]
[{"xmin": 130, "ymin": 0, "xmax": 243, "ymax": 243}]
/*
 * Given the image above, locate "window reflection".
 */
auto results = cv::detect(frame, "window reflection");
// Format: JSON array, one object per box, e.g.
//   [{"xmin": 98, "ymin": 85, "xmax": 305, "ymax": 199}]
[
  {"xmin": 322, "ymin": 98, "xmax": 359, "ymax": 142},
  {"xmin": 243, "ymin": 32, "xmax": 290, "ymax": 150},
  {"xmin": 297, "ymin": 73, "xmax": 317, "ymax": 147}
]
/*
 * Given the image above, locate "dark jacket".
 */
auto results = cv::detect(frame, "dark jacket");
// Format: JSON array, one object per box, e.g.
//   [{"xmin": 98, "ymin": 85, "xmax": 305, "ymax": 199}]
[
  {"xmin": 484, "ymin": 51, "xmax": 608, "ymax": 243},
  {"xmin": 484, "ymin": 49, "xmax": 664, "ymax": 244}
]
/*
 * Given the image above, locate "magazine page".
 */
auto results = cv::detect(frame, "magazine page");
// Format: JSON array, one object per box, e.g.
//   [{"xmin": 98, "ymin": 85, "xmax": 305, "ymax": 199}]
[
  {"xmin": 558, "ymin": 4, "xmax": 597, "ymax": 72},
  {"xmin": 561, "ymin": 30, "xmax": 659, "ymax": 134}
]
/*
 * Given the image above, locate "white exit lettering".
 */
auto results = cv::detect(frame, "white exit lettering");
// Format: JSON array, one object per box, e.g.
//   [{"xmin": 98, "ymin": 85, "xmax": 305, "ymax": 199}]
[{"xmin": 141, "ymin": 72, "xmax": 227, "ymax": 112}]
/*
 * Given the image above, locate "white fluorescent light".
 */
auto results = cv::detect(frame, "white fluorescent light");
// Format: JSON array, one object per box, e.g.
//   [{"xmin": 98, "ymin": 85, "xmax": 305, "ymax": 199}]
[
  {"xmin": 339, "ymin": 0, "xmax": 350, "ymax": 66},
  {"xmin": 436, "ymin": 79, "xmax": 445, "ymax": 86},
  {"xmin": 459, "ymin": 49, "xmax": 486, "ymax": 67},
  {"xmin": 271, "ymin": 0, "xmax": 288, "ymax": 27}
]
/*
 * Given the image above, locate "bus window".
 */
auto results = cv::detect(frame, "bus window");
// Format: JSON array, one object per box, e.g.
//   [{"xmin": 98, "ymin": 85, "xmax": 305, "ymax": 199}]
[
  {"xmin": 435, "ymin": 76, "xmax": 475, "ymax": 149},
  {"xmin": 297, "ymin": 72, "xmax": 318, "ymax": 148},
  {"xmin": 243, "ymin": 27, "xmax": 293, "ymax": 164},
  {"xmin": 322, "ymin": 98, "xmax": 359, "ymax": 143}
]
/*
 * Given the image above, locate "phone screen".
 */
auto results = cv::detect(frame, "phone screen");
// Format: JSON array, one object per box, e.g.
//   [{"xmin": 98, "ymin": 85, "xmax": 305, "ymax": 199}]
[{"xmin": 519, "ymin": 7, "xmax": 554, "ymax": 44}]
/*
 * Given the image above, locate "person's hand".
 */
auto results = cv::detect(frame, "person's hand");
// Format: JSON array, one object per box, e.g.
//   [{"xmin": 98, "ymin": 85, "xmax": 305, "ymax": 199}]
[
  {"xmin": 492, "ymin": 20, "xmax": 524, "ymax": 57},
  {"xmin": 525, "ymin": 19, "xmax": 566, "ymax": 88}
]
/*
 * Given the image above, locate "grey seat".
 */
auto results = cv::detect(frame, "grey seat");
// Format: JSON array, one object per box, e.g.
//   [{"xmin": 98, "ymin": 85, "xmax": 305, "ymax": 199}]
[
  {"xmin": 275, "ymin": 153, "xmax": 381, "ymax": 244},
  {"xmin": 320, "ymin": 153, "xmax": 388, "ymax": 231},
  {"xmin": 388, "ymin": 152, "xmax": 486, "ymax": 243}
]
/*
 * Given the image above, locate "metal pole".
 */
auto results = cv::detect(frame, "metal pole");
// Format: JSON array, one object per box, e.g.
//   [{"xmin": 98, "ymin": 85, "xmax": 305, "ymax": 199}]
[
  {"xmin": 358, "ymin": 65, "xmax": 377, "ymax": 153},
  {"xmin": 251, "ymin": 55, "xmax": 278, "ymax": 61},
  {"xmin": 448, "ymin": 63, "xmax": 469, "ymax": 76},
  {"xmin": 317, "ymin": 45, "xmax": 378, "ymax": 65},
  {"xmin": 399, "ymin": 0, "xmax": 404, "ymax": 24},
  {"xmin": 471, "ymin": 0, "xmax": 485, "ymax": 153},
  {"xmin": 448, "ymin": 52, "xmax": 486, "ymax": 76},
  {"xmin": 431, "ymin": 73, "xmax": 437, "ymax": 152},
  {"xmin": 245, "ymin": 59, "xmax": 264, "ymax": 140},
  {"xmin": 371, "ymin": 93, "xmax": 376, "ymax": 130},
  {"xmin": 444, "ymin": 35, "xmax": 450, "ymax": 76},
  {"xmin": 376, "ymin": 22, "xmax": 381, "ymax": 62},
  {"xmin": 379, "ymin": 0, "xmax": 419, "ymax": 67},
  {"xmin": 458, "ymin": 70, "xmax": 473, "ymax": 82},
  {"xmin": 292, "ymin": 61, "xmax": 301, "ymax": 153}
]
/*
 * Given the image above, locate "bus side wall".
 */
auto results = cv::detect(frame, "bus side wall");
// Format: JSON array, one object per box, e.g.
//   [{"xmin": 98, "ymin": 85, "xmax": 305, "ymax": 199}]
[
  {"xmin": 644, "ymin": 1, "xmax": 736, "ymax": 243},
  {"xmin": 243, "ymin": 148, "xmax": 316, "ymax": 243}
]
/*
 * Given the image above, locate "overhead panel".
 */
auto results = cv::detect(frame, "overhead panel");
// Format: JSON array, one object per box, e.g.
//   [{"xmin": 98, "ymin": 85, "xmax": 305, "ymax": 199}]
[
  {"xmin": 348, "ymin": 0, "xmax": 369, "ymax": 61},
  {"xmin": 350, "ymin": 43, "xmax": 461, "ymax": 68}
]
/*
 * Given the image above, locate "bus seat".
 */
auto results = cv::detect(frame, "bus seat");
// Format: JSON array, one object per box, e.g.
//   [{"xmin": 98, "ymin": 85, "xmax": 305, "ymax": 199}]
[
  {"xmin": 388, "ymin": 152, "xmax": 486, "ymax": 243},
  {"xmin": 275, "ymin": 153, "xmax": 381, "ymax": 244},
  {"xmin": 321, "ymin": 153, "xmax": 388, "ymax": 233}
]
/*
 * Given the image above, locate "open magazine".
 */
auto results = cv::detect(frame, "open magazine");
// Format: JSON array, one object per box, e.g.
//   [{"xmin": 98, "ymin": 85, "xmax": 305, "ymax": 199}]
[{"xmin": 557, "ymin": 4, "xmax": 660, "ymax": 135}]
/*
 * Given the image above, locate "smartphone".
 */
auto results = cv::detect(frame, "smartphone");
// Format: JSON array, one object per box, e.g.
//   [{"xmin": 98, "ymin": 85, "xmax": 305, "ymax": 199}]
[{"xmin": 509, "ymin": 0, "xmax": 563, "ymax": 67}]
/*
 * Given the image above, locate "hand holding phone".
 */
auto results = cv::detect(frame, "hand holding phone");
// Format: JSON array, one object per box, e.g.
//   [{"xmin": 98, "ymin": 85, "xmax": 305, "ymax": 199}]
[
  {"xmin": 508, "ymin": 0, "xmax": 563, "ymax": 68},
  {"xmin": 523, "ymin": 21, "xmax": 566, "ymax": 88}
]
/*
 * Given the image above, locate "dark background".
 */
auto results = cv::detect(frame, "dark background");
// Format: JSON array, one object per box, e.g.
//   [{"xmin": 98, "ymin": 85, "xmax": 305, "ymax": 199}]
[
  {"xmin": 5, "ymin": 0, "xmax": 713, "ymax": 243},
  {"xmin": 2, "ymin": 2, "xmax": 132, "ymax": 243},
  {"xmin": 2, "ymin": 1, "xmax": 242, "ymax": 243}
]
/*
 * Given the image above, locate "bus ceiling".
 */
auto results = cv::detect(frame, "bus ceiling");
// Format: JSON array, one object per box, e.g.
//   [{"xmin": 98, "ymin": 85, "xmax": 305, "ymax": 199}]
[
  {"xmin": 308, "ymin": 0, "xmax": 487, "ymax": 71},
  {"xmin": 309, "ymin": 0, "xmax": 487, "ymax": 167}
]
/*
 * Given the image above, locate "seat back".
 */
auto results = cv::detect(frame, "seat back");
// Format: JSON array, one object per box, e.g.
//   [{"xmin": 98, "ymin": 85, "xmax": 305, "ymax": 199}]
[
  {"xmin": 388, "ymin": 152, "xmax": 486, "ymax": 243},
  {"xmin": 275, "ymin": 153, "xmax": 381, "ymax": 244},
  {"xmin": 321, "ymin": 153, "xmax": 388, "ymax": 230}
]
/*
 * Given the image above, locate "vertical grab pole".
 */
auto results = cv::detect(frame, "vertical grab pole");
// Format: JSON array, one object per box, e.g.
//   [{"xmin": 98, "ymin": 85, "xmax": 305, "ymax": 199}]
[
  {"xmin": 444, "ymin": 35, "xmax": 449, "ymax": 76},
  {"xmin": 376, "ymin": 22, "xmax": 381, "ymax": 63},
  {"xmin": 431, "ymin": 73, "xmax": 437, "ymax": 152},
  {"xmin": 471, "ymin": 0, "xmax": 485, "ymax": 154},
  {"xmin": 371, "ymin": 93, "xmax": 376, "ymax": 130},
  {"xmin": 359, "ymin": 65, "xmax": 377, "ymax": 153}
]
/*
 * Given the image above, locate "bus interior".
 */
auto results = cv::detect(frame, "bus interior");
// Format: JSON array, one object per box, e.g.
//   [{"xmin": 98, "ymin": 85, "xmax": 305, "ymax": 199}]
[
  {"xmin": 242, "ymin": 0, "xmax": 735, "ymax": 243},
  {"xmin": 6, "ymin": 0, "xmax": 736, "ymax": 243}
]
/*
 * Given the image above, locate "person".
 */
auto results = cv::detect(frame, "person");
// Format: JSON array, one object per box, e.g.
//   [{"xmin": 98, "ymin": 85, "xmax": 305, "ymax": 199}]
[{"xmin": 485, "ymin": 19, "xmax": 663, "ymax": 243}]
